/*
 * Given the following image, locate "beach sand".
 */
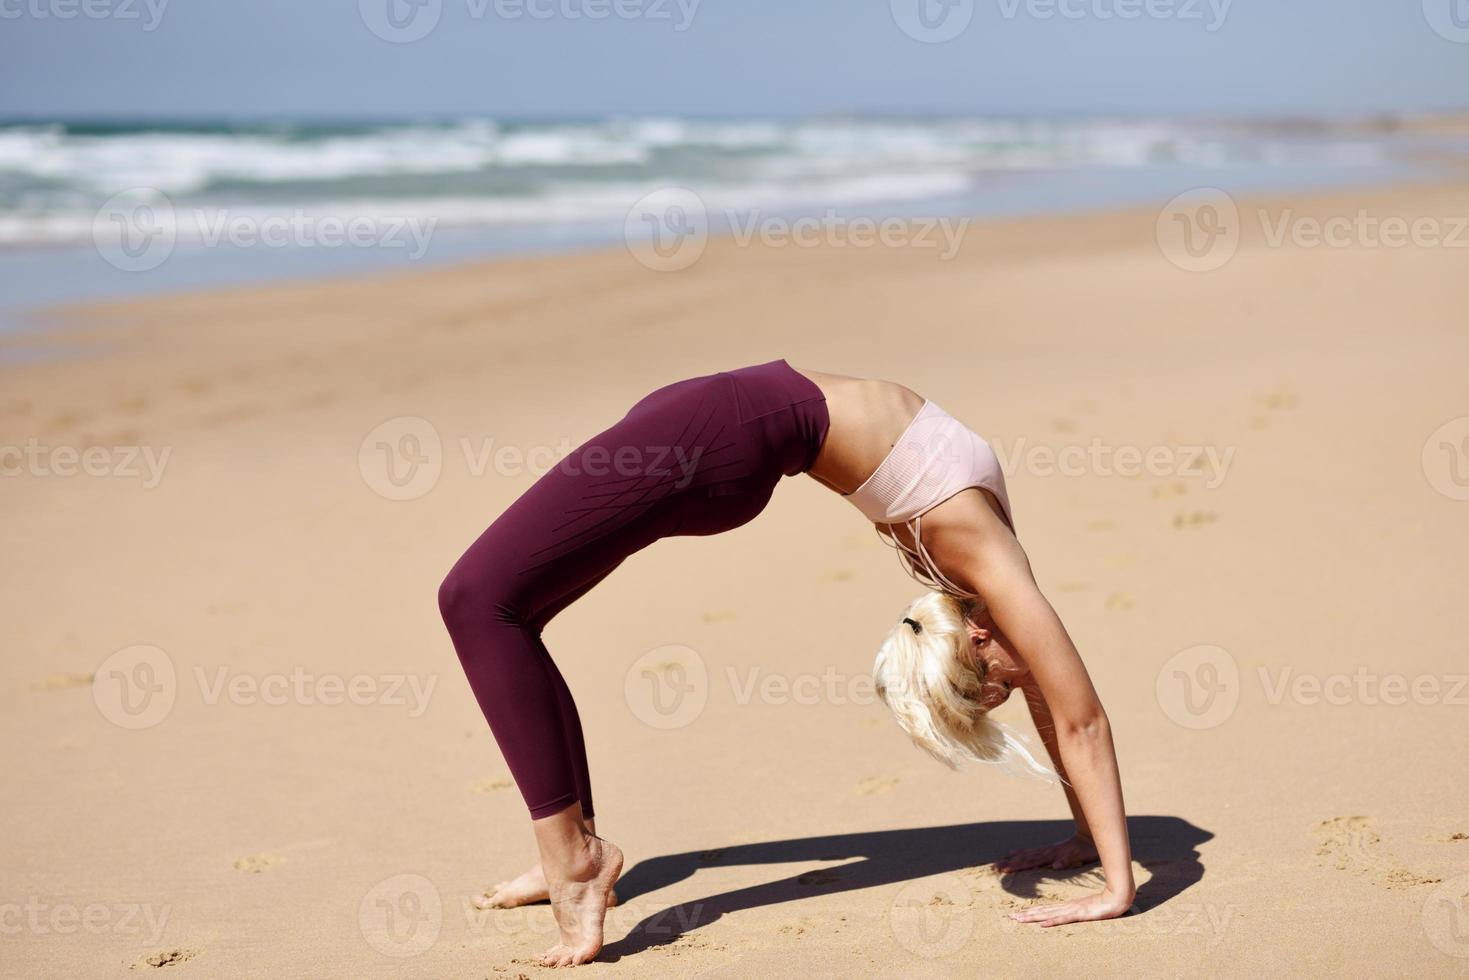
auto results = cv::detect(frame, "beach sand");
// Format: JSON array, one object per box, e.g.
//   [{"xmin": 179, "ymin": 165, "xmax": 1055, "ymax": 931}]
[{"xmin": 4, "ymin": 179, "xmax": 1469, "ymax": 977}]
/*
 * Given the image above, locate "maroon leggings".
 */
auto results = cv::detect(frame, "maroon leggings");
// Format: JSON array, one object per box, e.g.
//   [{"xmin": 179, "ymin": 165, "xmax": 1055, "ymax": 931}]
[{"xmin": 438, "ymin": 359, "xmax": 829, "ymax": 818}]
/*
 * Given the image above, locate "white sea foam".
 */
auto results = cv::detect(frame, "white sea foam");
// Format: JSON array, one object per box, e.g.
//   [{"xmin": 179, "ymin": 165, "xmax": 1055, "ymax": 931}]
[{"xmin": 0, "ymin": 116, "xmax": 1427, "ymax": 247}]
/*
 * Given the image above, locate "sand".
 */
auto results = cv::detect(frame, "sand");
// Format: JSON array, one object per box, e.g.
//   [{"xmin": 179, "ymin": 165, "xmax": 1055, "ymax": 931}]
[{"xmin": 3, "ymin": 179, "xmax": 1469, "ymax": 977}]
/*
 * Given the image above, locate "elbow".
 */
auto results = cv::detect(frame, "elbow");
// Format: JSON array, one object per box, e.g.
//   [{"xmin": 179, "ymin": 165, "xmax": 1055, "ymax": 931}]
[{"xmin": 1054, "ymin": 707, "xmax": 1111, "ymax": 744}]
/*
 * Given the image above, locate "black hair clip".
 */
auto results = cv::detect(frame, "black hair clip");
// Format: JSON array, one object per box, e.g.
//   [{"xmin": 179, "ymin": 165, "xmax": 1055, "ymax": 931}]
[{"xmin": 902, "ymin": 617, "xmax": 922, "ymax": 634}]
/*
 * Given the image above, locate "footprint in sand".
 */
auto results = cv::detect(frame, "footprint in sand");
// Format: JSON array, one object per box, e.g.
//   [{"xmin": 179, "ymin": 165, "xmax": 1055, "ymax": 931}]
[
  {"xmin": 197, "ymin": 403, "xmax": 266, "ymax": 428},
  {"xmin": 857, "ymin": 776, "xmax": 900, "ymax": 796},
  {"xmin": 1258, "ymin": 388, "xmax": 1299, "ymax": 412},
  {"xmin": 116, "ymin": 394, "xmax": 151, "ymax": 416},
  {"xmin": 1316, "ymin": 816, "xmax": 1441, "ymax": 890},
  {"xmin": 43, "ymin": 409, "xmax": 94, "ymax": 433},
  {"xmin": 176, "ymin": 376, "xmax": 214, "ymax": 397},
  {"xmin": 824, "ymin": 569, "xmax": 856, "ymax": 582},
  {"xmin": 31, "ymin": 672, "xmax": 94, "ymax": 692},
  {"xmin": 700, "ymin": 609, "xmax": 737, "ymax": 624},
  {"xmin": 1171, "ymin": 510, "xmax": 1218, "ymax": 530},
  {"xmin": 1052, "ymin": 418, "xmax": 1080, "ymax": 434},
  {"xmin": 1151, "ymin": 481, "xmax": 1188, "ymax": 500},
  {"xmin": 131, "ymin": 948, "xmax": 199, "ymax": 970},
  {"xmin": 1105, "ymin": 593, "xmax": 1136, "ymax": 611},
  {"xmin": 470, "ymin": 778, "xmax": 513, "ymax": 794},
  {"xmin": 233, "ymin": 852, "xmax": 285, "ymax": 874},
  {"xmin": 91, "ymin": 428, "xmax": 142, "ymax": 447},
  {"xmin": 1086, "ymin": 519, "xmax": 1118, "ymax": 532},
  {"xmin": 293, "ymin": 389, "xmax": 339, "ymax": 410}
]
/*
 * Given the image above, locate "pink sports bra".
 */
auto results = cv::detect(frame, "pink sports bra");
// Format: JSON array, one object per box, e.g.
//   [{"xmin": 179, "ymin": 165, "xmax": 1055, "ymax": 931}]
[{"xmin": 844, "ymin": 400, "xmax": 1013, "ymax": 598}]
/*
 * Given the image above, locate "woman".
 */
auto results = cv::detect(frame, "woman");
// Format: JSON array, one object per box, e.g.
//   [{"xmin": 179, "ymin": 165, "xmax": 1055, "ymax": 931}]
[{"xmin": 438, "ymin": 358, "xmax": 1133, "ymax": 967}]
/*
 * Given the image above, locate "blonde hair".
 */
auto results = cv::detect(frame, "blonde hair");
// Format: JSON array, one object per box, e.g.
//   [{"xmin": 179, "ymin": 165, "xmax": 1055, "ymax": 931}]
[{"xmin": 873, "ymin": 591, "xmax": 1055, "ymax": 780}]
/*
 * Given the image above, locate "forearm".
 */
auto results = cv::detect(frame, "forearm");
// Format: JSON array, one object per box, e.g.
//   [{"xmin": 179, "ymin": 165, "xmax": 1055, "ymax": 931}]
[
  {"xmin": 1054, "ymin": 714, "xmax": 1133, "ymax": 901},
  {"xmin": 1024, "ymin": 689, "xmax": 1090, "ymax": 837}
]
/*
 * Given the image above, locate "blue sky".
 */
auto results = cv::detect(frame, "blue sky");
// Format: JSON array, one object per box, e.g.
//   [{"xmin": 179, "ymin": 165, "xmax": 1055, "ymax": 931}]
[{"xmin": 3, "ymin": 0, "xmax": 1467, "ymax": 119}]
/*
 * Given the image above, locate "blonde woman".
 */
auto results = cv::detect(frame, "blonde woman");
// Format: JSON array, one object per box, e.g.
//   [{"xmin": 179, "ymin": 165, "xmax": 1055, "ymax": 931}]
[{"xmin": 439, "ymin": 359, "xmax": 1132, "ymax": 967}]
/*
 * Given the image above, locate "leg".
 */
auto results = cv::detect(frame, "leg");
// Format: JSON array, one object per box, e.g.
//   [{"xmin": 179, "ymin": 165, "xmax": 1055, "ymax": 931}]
[
  {"xmin": 474, "ymin": 632, "xmax": 606, "ymax": 911},
  {"xmin": 439, "ymin": 554, "xmax": 624, "ymax": 964}
]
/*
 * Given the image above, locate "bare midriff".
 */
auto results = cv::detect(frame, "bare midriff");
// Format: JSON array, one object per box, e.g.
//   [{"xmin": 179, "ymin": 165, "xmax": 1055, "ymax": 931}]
[{"xmin": 787, "ymin": 366, "xmax": 925, "ymax": 496}]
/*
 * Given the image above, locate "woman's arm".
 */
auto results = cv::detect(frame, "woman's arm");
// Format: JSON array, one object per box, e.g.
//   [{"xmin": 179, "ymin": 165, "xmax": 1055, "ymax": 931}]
[
  {"xmin": 992, "ymin": 686, "xmax": 1101, "ymax": 873},
  {"xmin": 925, "ymin": 493, "xmax": 1135, "ymax": 925}
]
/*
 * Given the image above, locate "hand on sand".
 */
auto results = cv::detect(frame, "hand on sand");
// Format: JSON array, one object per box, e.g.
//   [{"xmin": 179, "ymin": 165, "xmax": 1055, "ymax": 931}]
[
  {"xmin": 994, "ymin": 834, "xmax": 1098, "ymax": 873},
  {"xmin": 1007, "ymin": 887, "xmax": 1133, "ymax": 928}
]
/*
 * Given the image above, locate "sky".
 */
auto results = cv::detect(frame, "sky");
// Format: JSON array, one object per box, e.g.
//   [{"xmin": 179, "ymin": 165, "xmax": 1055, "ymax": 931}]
[{"xmin": 1, "ymin": 0, "xmax": 1467, "ymax": 119}]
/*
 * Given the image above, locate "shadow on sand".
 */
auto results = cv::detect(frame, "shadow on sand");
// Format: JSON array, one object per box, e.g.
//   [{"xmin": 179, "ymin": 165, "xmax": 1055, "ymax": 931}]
[{"xmin": 599, "ymin": 815, "xmax": 1212, "ymax": 959}]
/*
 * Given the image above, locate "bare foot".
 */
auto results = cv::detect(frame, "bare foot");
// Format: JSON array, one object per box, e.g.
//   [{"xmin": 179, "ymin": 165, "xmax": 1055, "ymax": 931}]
[
  {"xmin": 476, "ymin": 864, "xmax": 548, "ymax": 909},
  {"xmin": 539, "ymin": 836, "xmax": 624, "ymax": 967},
  {"xmin": 475, "ymin": 863, "xmax": 620, "ymax": 910}
]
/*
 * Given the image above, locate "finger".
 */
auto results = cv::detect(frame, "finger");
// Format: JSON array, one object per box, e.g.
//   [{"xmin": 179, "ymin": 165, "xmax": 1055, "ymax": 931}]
[
  {"xmin": 1009, "ymin": 904, "xmax": 1066, "ymax": 921},
  {"xmin": 1040, "ymin": 911, "xmax": 1084, "ymax": 928}
]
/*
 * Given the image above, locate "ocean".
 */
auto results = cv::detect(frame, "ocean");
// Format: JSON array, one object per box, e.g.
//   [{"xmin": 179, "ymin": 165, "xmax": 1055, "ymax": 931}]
[{"xmin": 1, "ymin": 115, "xmax": 1463, "ymax": 331}]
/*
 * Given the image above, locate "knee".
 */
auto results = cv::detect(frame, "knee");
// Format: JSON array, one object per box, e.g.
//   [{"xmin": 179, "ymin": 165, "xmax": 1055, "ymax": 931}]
[{"xmin": 437, "ymin": 558, "xmax": 516, "ymax": 635}]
